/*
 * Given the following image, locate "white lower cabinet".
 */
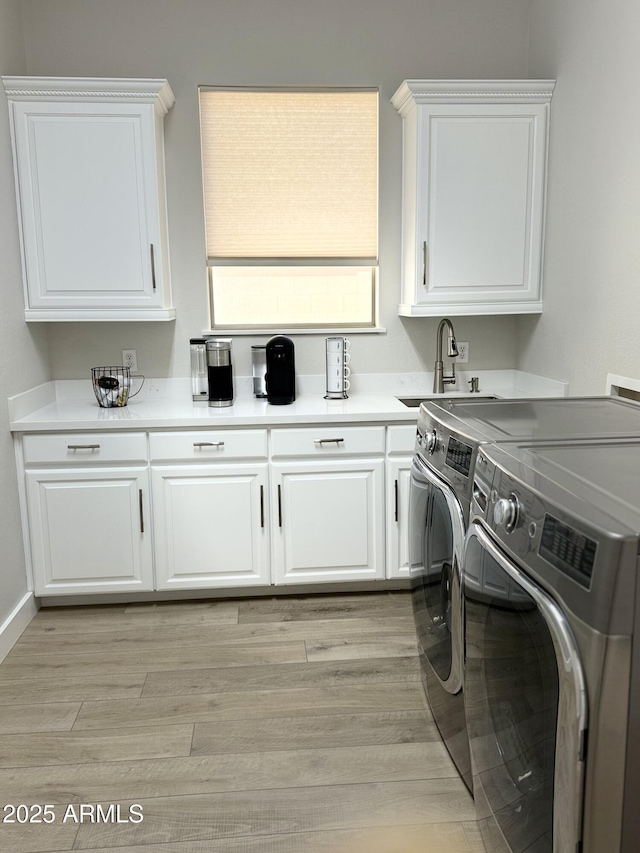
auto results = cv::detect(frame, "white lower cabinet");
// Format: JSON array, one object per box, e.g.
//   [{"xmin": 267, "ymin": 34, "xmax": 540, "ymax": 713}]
[
  {"xmin": 272, "ymin": 460, "xmax": 385, "ymax": 584},
  {"xmin": 149, "ymin": 430, "xmax": 270, "ymax": 590},
  {"xmin": 18, "ymin": 422, "xmax": 411, "ymax": 596},
  {"xmin": 386, "ymin": 458, "xmax": 413, "ymax": 579},
  {"xmin": 270, "ymin": 424, "xmax": 386, "ymax": 584},
  {"xmin": 26, "ymin": 466, "xmax": 153, "ymax": 595},
  {"xmin": 22, "ymin": 431, "xmax": 152, "ymax": 595},
  {"xmin": 151, "ymin": 463, "xmax": 269, "ymax": 589},
  {"xmin": 386, "ymin": 425, "xmax": 417, "ymax": 579}
]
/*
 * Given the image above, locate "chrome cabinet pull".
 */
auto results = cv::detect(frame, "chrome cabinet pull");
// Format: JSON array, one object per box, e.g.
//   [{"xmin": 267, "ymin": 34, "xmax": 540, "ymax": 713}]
[
  {"xmin": 67, "ymin": 444, "xmax": 100, "ymax": 450},
  {"xmin": 278, "ymin": 484, "xmax": 282, "ymax": 528},
  {"xmin": 193, "ymin": 441, "xmax": 225, "ymax": 449},
  {"xmin": 139, "ymin": 489, "xmax": 144, "ymax": 534},
  {"xmin": 260, "ymin": 485, "xmax": 265, "ymax": 529},
  {"xmin": 150, "ymin": 244, "xmax": 156, "ymax": 291},
  {"xmin": 394, "ymin": 479, "xmax": 399, "ymax": 522},
  {"xmin": 314, "ymin": 438, "xmax": 345, "ymax": 446}
]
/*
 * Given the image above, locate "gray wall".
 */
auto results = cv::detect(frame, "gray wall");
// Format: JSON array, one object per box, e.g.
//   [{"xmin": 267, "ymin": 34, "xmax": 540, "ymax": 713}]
[
  {"xmin": 0, "ymin": 0, "xmax": 50, "ymax": 627},
  {"xmin": 17, "ymin": 0, "xmax": 530, "ymax": 381},
  {"xmin": 521, "ymin": 0, "xmax": 640, "ymax": 393}
]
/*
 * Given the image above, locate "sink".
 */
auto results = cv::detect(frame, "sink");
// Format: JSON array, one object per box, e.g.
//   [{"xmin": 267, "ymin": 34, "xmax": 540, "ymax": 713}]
[{"xmin": 397, "ymin": 395, "xmax": 499, "ymax": 407}]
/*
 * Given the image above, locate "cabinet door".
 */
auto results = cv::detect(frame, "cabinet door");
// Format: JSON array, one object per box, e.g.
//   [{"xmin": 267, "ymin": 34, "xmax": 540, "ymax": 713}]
[
  {"xmin": 272, "ymin": 459, "xmax": 385, "ymax": 584},
  {"xmin": 415, "ymin": 103, "xmax": 548, "ymax": 313},
  {"xmin": 152, "ymin": 464, "xmax": 270, "ymax": 590},
  {"xmin": 10, "ymin": 100, "xmax": 172, "ymax": 319},
  {"xmin": 386, "ymin": 457, "xmax": 413, "ymax": 579},
  {"xmin": 26, "ymin": 467, "xmax": 152, "ymax": 595}
]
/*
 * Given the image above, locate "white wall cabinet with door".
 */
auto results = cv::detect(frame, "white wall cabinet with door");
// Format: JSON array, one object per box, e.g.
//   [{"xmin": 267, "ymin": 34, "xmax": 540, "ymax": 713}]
[
  {"xmin": 270, "ymin": 426, "xmax": 386, "ymax": 585},
  {"xmin": 22, "ymin": 432, "xmax": 153, "ymax": 595},
  {"xmin": 150, "ymin": 430, "xmax": 270, "ymax": 590},
  {"xmin": 392, "ymin": 79, "xmax": 555, "ymax": 317},
  {"xmin": 386, "ymin": 424, "xmax": 416, "ymax": 579},
  {"xmin": 2, "ymin": 77, "xmax": 175, "ymax": 321}
]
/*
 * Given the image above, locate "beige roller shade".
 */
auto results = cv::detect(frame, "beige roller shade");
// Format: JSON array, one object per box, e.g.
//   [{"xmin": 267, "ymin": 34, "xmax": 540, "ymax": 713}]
[{"xmin": 199, "ymin": 88, "xmax": 378, "ymax": 259}]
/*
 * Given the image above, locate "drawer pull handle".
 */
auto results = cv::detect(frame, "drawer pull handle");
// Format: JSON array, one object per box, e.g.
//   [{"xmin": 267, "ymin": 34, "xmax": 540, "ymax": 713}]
[
  {"xmin": 278, "ymin": 484, "xmax": 282, "ymax": 528},
  {"xmin": 314, "ymin": 438, "xmax": 345, "ymax": 446},
  {"xmin": 139, "ymin": 489, "xmax": 144, "ymax": 534},
  {"xmin": 260, "ymin": 485, "xmax": 265, "ymax": 529},
  {"xmin": 67, "ymin": 444, "xmax": 100, "ymax": 450},
  {"xmin": 193, "ymin": 441, "xmax": 225, "ymax": 449}
]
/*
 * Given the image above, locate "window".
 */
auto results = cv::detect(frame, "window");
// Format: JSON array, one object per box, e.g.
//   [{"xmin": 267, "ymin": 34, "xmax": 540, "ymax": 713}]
[{"xmin": 199, "ymin": 87, "xmax": 378, "ymax": 330}]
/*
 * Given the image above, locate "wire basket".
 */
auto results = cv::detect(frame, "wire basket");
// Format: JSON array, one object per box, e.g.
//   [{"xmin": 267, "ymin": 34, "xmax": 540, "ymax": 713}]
[{"xmin": 91, "ymin": 366, "xmax": 144, "ymax": 408}]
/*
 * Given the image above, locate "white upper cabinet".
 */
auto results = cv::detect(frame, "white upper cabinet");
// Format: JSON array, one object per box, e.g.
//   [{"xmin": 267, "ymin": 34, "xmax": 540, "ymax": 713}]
[
  {"xmin": 391, "ymin": 80, "xmax": 555, "ymax": 317},
  {"xmin": 2, "ymin": 77, "xmax": 175, "ymax": 321}
]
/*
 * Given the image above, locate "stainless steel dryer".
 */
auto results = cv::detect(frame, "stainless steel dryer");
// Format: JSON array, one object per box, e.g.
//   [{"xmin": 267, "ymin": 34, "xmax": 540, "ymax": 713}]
[
  {"xmin": 409, "ymin": 396, "xmax": 640, "ymax": 795},
  {"xmin": 465, "ymin": 439, "xmax": 640, "ymax": 853}
]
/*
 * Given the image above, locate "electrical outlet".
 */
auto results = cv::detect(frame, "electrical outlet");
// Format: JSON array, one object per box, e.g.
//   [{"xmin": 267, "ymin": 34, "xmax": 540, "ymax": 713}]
[
  {"xmin": 122, "ymin": 349, "xmax": 137, "ymax": 372},
  {"xmin": 456, "ymin": 342, "xmax": 469, "ymax": 364}
]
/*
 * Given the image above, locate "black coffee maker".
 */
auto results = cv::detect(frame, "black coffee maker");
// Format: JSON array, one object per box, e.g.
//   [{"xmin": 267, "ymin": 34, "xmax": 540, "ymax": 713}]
[{"xmin": 265, "ymin": 335, "xmax": 295, "ymax": 405}]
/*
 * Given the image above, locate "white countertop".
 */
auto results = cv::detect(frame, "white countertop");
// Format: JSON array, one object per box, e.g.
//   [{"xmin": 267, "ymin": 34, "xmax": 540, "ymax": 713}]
[{"xmin": 8, "ymin": 371, "xmax": 569, "ymax": 432}]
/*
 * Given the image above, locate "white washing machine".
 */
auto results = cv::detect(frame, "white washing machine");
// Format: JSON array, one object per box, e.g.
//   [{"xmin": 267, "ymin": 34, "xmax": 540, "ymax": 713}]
[{"xmin": 466, "ymin": 438, "xmax": 640, "ymax": 852}]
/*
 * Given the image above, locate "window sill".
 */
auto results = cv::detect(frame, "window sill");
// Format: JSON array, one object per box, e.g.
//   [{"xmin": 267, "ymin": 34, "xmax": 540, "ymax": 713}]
[{"xmin": 201, "ymin": 326, "xmax": 387, "ymax": 336}]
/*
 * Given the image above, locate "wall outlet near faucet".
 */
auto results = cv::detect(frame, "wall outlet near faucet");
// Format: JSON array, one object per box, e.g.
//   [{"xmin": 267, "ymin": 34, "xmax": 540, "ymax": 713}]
[
  {"xmin": 455, "ymin": 342, "xmax": 469, "ymax": 363},
  {"xmin": 122, "ymin": 349, "xmax": 138, "ymax": 372}
]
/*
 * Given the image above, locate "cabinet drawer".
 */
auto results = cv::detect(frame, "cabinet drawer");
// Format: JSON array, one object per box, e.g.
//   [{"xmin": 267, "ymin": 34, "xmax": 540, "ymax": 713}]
[
  {"xmin": 387, "ymin": 425, "xmax": 418, "ymax": 455},
  {"xmin": 149, "ymin": 430, "xmax": 268, "ymax": 462},
  {"xmin": 23, "ymin": 432, "xmax": 147, "ymax": 465},
  {"xmin": 271, "ymin": 426, "xmax": 385, "ymax": 458}
]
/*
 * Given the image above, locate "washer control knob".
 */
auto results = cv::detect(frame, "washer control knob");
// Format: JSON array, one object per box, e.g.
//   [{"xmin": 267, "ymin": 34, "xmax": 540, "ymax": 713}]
[
  {"xmin": 494, "ymin": 493, "xmax": 521, "ymax": 532},
  {"xmin": 424, "ymin": 429, "xmax": 439, "ymax": 454}
]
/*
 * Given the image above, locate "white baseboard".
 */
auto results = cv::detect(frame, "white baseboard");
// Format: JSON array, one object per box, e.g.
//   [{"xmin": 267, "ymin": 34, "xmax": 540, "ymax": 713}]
[{"xmin": 0, "ymin": 592, "xmax": 38, "ymax": 664}]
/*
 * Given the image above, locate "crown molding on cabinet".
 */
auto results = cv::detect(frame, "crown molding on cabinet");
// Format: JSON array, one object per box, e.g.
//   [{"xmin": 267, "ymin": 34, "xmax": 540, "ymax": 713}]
[
  {"xmin": 2, "ymin": 76, "xmax": 175, "ymax": 113},
  {"xmin": 391, "ymin": 79, "xmax": 556, "ymax": 115}
]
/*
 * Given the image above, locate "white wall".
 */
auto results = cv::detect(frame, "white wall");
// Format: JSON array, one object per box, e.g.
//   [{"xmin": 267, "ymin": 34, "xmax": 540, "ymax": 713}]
[
  {"xmin": 0, "ymin": 0, "xmax": 50, "ymax": 632},
  {"xmin": 521, "ymin": 0, "xmax": 640, "ymax": 393},
  {"xmin": 18, "ymin": 0, "xmax": 531, "ymax": 381}
]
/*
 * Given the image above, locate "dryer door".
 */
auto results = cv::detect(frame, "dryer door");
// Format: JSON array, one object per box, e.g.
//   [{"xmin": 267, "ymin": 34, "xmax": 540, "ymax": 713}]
[
  {"xmin": 463, "ymin": 520, "xmax": 587, "ymax": 853},
  {"xmin": 409, "ymin": 456, "xmax": 466, "ymax": 694}
]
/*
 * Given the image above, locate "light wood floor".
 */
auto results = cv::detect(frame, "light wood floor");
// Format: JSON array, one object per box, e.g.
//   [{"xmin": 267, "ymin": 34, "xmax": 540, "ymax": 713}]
[{"xmin": 0, "ymin": 591, "xmax": 483, "ymax": 853}]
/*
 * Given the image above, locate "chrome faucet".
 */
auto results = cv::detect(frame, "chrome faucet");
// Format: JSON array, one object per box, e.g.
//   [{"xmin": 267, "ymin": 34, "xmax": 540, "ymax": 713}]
[{"xmin": 433, "ymin": 318, "xmax": 459, "ymax": 393}]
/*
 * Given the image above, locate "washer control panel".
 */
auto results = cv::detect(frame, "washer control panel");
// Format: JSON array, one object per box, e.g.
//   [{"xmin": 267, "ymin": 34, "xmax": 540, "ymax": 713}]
[{"xmin": 471, "ymin": 443, "xmax": 635, "ymax": 636}]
